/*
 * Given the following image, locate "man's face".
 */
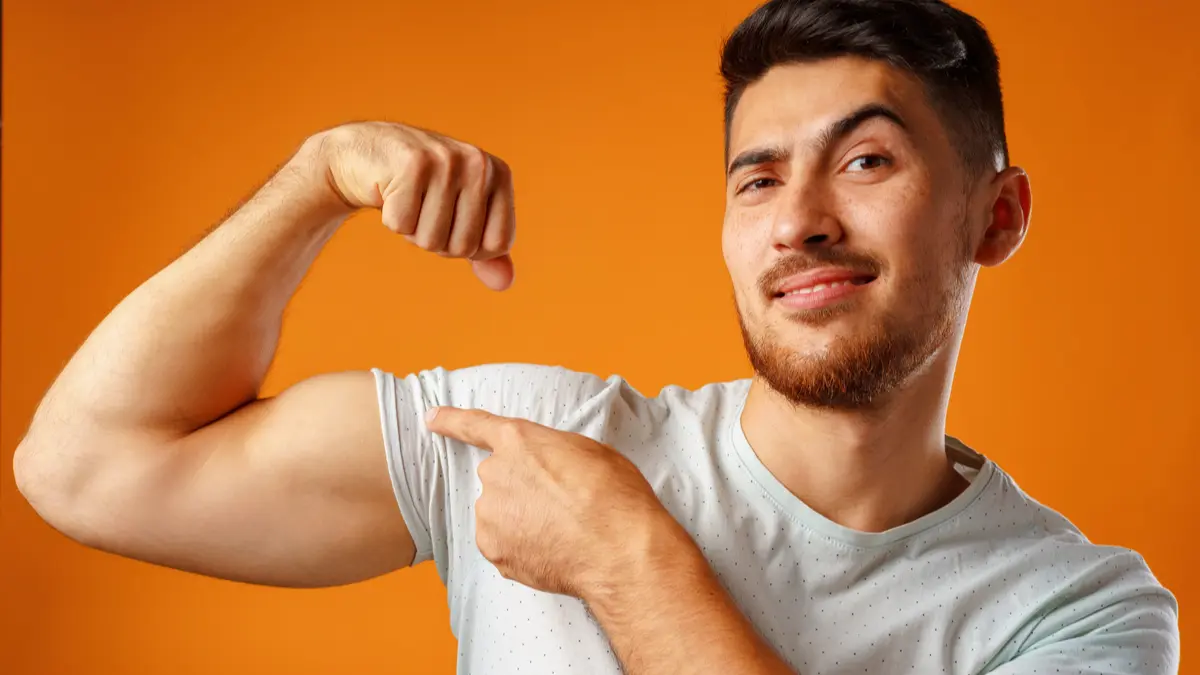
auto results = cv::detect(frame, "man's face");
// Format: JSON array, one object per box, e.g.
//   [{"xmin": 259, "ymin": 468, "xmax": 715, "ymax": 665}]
[{"xmin": 723, "ymin": 57, "xmax": 981, "ymax": 409}]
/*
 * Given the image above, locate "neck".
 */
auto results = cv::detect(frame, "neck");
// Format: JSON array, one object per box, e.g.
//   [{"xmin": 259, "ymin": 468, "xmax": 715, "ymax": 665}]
[{"xmin": 739, "ymin": 339, "xmax": 969, "ymax": 533}]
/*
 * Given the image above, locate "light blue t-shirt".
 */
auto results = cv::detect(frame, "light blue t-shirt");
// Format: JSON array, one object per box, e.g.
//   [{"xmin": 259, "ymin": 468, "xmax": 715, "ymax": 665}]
[{"xmin": 373, "ymin": 364, "xmax": 1179, "ymax": 674}]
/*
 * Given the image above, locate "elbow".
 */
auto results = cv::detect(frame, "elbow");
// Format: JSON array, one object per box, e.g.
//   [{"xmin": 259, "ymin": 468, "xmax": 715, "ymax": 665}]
[
  {"xmin": 13, "ymin": 437, "xmax": 54, "ymax": 515},
  {"xmin": 13, "ymin": 437, "xmax": 105, "ymax": 547}
]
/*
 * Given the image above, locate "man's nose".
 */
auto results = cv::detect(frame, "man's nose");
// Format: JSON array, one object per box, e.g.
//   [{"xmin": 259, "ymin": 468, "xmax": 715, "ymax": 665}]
[{"xmin": 770, "ymin": 178, "xmax": 843, "ymax": 252}]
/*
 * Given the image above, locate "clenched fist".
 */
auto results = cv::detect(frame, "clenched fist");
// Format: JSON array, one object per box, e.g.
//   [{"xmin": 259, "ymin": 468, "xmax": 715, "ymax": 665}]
[{"xmin": 310, "ymin": 121, "xmax": 516, "ymax": 291}]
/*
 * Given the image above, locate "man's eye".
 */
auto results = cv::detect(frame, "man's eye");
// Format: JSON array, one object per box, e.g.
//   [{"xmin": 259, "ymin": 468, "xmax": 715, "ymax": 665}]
[
  {"xmin": 739, "ymin": 178, "xmax": 778, "ymax": 194},
  {"xmin": 846, "ymin": 155, "xmax": 890, "ymax": 172}
]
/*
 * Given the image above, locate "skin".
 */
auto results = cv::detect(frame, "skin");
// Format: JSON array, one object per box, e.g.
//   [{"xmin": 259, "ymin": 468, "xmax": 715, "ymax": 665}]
[
  {"xmin": 13, "ymin": 55, "xmax": 1030, "ymax": 673},
  {"xmin": 726, "ymin": 57, "xmax": 1030, "ymax": 533},
  {"xmin": 13, "ymin": 123, "xmax": 517, "ymax": 587}
]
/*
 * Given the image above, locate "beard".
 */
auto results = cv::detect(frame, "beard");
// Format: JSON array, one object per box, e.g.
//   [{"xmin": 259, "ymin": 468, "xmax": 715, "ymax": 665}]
[
  {"xmin": 738, "ymin": 233, "xmax": 972, "ymax": 411},
  {"xmin": 738, "ymin": 303, "xmax": 952, "ymax": 410}
]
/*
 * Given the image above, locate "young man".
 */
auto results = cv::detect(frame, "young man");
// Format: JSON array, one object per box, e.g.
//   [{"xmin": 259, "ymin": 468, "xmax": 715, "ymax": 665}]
[{"xmin": 13, "ymin": 0, "xmax": 1179, "ymax": 673}]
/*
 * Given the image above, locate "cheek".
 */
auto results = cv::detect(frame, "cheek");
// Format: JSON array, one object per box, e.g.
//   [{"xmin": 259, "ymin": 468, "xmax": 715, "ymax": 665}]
[
  {"xmin": 890, "ymin": 220, "xmax": 964, "ymax": 304},
  {"xmin": 838, "ymin": 184, "xmax": 948, "ymax": 298},
  {"xmin": 841, "ymin": 177, "xmax": 932, "ymax": 241},
  {"xmin": 721, "ymin": 217, "xmax": 758, "ymax": 287},
  {"xmin": 722, "ymin": 223, "xmax": 770, "ymax": 324}
]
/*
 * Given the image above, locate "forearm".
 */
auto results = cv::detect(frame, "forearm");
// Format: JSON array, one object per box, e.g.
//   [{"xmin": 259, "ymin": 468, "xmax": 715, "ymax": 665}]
[
  {"xmin": 586, "ymin": 518, "xmax": 796, "ymax": 675},
  {"xmin": 23, "ymin": 134, "xmax": 348, "ymax": 445}
]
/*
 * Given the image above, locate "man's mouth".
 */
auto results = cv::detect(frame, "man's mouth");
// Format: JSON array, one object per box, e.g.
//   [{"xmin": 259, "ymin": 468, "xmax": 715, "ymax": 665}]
[
  {"xmin": 772, "ymin": 270, "xmax": 878, "ymax": 296},
  {"xmin": 770, "ymin": 268, "xmax": 878, "ymax": 310}
]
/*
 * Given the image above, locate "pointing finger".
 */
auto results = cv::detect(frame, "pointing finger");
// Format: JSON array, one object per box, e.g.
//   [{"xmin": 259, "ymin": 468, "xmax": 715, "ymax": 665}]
[{"xmin": 425, "ymin": 406, "xmax": 508, "ymax": 450}]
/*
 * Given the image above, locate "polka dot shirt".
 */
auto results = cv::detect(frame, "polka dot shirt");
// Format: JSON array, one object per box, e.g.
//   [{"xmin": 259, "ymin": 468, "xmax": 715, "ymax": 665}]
[{"xmin": 372, "ymin": 365, "xmax": 1179, "ymax": 675}]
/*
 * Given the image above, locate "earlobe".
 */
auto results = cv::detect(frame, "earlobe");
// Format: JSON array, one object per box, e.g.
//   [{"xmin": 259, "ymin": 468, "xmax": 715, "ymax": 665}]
[{"xmin": 974, "ymin": 167, "xmax": 1032, "ymax": 268}]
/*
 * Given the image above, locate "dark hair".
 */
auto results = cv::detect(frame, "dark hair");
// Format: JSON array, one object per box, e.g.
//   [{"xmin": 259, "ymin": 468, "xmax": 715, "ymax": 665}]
[{"xmin": 720, "ymin": 0, "xmax": 1008, "ymax": 179}]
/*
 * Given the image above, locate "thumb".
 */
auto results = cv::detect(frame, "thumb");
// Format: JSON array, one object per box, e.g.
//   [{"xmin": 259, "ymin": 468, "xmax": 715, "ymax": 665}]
[
  {"xmin": 425, "ymin": 406, "xmax": 505, "ymax": 450},
  {"xmin": 471, "ymin": 255, "xmax": 515, "ymax": 291}
]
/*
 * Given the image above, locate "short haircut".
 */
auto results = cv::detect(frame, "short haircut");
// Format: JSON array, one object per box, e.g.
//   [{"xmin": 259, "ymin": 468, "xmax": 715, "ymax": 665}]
[{"xmin": 721, "ymin": 0, "xmax": 1009, "ymax": 179}]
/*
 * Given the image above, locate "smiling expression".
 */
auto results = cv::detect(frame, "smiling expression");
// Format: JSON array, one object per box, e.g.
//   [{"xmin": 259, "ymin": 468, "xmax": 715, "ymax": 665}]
[{"xmin": 723, "ymin": 56, "xmax": 982, "ymax": 409}]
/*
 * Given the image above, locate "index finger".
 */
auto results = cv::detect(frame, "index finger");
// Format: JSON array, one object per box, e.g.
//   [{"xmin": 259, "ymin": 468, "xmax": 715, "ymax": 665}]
[{"xmin": 424, "ymin": 406, "xmax": 506, "ymax": 450}]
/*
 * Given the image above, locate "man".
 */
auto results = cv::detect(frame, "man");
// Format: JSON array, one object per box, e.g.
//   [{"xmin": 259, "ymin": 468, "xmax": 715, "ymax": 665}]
[{"xmin": 13, "ymin": 0, "xmax": 1179, "ymax": 673}]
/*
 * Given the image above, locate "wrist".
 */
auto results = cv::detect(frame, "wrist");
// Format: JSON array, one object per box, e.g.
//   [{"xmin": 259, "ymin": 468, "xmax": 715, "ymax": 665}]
[
  {"xmin": 279, "ymin": 129, "xmax": 359, "ymax": 223},
  {"xmin": 582, "ymin": 511, "xmax": 708, "ymax": 618}
]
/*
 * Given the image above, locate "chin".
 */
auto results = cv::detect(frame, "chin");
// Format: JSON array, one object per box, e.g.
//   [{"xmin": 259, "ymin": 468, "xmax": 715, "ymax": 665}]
[
  {"xmin": 739, "ymin": 305, "xmax": 935, "ymax": 411},
  {"xmin": 764, "ymin": 330, "xmax": 837, "ymax": 363}
]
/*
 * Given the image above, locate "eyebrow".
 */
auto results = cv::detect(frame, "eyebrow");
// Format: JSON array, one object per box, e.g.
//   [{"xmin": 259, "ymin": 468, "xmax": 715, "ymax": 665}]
[{"xmin": 726, "ymin": 103, "xmax": 909, "ymax": 179}]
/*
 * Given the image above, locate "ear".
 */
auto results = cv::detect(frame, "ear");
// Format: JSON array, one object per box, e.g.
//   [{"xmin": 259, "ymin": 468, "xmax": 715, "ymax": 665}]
[{"xmin": 974, "ymin": 166, "xmax": 1032, "ymax": 267}]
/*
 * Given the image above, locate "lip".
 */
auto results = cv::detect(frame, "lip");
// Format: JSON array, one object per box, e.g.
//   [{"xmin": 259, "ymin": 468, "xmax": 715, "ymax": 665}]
[{"xmin": 772, "ymin": 267, "xmax": 877, "ymax": 311}]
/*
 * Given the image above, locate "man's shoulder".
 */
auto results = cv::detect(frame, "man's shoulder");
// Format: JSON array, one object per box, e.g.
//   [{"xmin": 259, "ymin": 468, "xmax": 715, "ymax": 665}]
[
  {"xmin": 978, "ymin": 463, "xmax": 1157, "ymax": 568},
  {"xmin": 391, "ymin": 361, "xmax": 749, "ymax": 429},
  {"xmin": 944, "ymin": 461, "xmax": 1179, "ymax": 670},
  {"xmin": 969, "ymin": 462, "xmax": 1175, "ymax": 621}
]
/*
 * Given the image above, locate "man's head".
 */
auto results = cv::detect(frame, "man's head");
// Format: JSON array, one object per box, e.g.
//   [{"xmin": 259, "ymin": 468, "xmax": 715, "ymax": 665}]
[{"xmin": 721, "ymin": 0, "xmax": 1031, "ymax": 410}]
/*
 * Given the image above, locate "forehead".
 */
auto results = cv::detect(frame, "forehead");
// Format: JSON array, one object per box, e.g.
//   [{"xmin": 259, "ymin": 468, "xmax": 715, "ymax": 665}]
[{"xmin": 728, "ymin": 56, "xmax": 938, "ymax": 156}]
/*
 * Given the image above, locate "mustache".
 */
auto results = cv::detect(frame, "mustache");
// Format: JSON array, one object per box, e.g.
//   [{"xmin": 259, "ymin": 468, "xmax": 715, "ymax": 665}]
[{"xmin": 757, "ymin": 248, "xmax": 884, "ymax": 297}]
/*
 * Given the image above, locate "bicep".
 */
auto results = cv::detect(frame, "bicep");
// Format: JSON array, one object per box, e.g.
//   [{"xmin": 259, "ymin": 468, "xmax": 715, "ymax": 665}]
[{"xmin": 90, "ymin": 370, "xmax": 415, "ymax": 588}]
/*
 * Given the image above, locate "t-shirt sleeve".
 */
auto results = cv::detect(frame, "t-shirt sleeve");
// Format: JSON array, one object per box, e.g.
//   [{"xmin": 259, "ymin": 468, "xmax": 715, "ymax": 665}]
[
  {"xmin": 370, "ymin": 363, "xmax": 617, "ymax": 577},
  {"xmin": 986, "ymin": 553, "xmax": 1180, "ymax": 675}
]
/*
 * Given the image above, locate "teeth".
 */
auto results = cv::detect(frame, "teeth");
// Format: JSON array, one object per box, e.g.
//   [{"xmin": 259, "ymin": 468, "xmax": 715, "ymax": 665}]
[{"xmin": 785, "ymin": 280, "xmax": 853, "ymax": 295}]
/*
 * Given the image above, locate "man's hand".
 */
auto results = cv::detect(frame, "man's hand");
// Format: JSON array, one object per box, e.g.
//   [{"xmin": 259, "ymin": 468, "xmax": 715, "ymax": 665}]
[
  {"xmin": 424, "ymin": 406, "xmax": 692, "ymax": 602},
  {"xmin": 426, "ymin": 405, "xmax": 797, "ymax": 675},
  {"xmin": 310, "ymin": 121, "xmax": 517, "ymax": 290}
]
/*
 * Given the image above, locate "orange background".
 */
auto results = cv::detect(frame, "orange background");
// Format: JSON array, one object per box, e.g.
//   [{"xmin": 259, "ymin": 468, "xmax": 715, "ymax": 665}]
[{"xmin": 2, "ymin": 0, "xmax": 1195, "ymax": 673}]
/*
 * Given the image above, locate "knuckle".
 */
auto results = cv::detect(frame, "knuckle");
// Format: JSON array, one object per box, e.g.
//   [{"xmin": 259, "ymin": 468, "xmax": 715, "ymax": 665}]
[
  {"xmin": 497, "ymin": 419, "xmax": 527, "ymax": 445},
  {"xmin": 384, "ymin": 216, "xmax": 412, "ymax": 237},
  {"xmin": 430, "ymin": 142, "xmax": 455, "ymax": 170},
  {"xmin": 405, "ymin": 149, "xmax": 433, "ymax": 178},
  {"xmin": 389, "ymin": 209, "xmax": 419, "ymax": 235},
  {"xmin": 446, "ymin": 239, "xmax": 477, "ymax": 259},
  {"xmin": 418, "ymin": 235, "xmax": 446, "ymax": 253},
  {"xmin": 477, "ymin": 223, "xmax": 509, "ymax": 255},
  {"xmin": 461, "ymin": 146, "xmax": 489, "ymax": 180},
  {"xmin": 463, "ymin": 240, "xmax": 483, "ymax": 260},
  {"xmin": 473, "ymin": 247, "xmax": 503, "ymax": 262},
  {"xmin": 411, "ymin": 230, "xmax": 436, "ymax": 250},
  {"xmin": 479, "ymin": 229, "xmax": 510, "ymax": 258},
  {"xmin": 481, "ymin": 231, "xmax": 513, "ymax": 259},
  {"xmin": 491, "ymin": 155, "xmax": 512, "ymax": 181},
  {"xmin": 447, "ymin": 228, "xmax": 482, "ymax": 257}
]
